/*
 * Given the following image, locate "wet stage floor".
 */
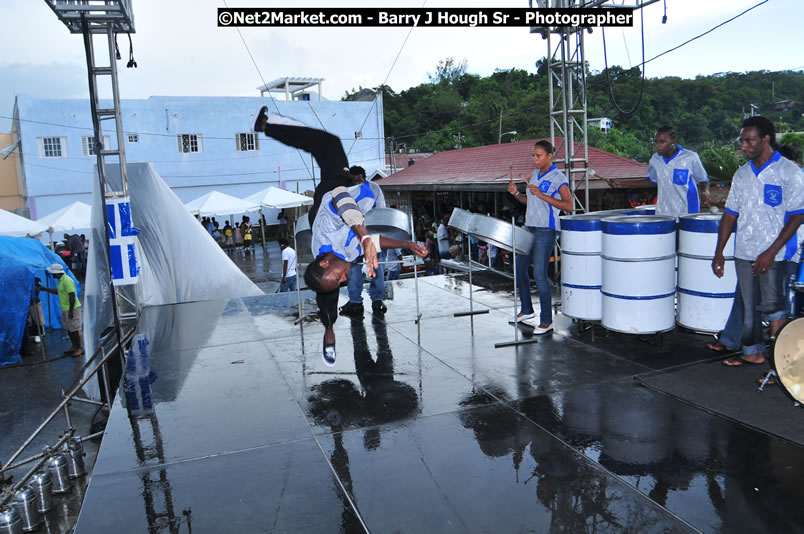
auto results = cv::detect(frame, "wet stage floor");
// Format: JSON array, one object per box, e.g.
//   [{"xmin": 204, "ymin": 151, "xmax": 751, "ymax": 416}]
[{"xmin": 74, "ymin": 275, "xmax": 804, "ymax": 533}]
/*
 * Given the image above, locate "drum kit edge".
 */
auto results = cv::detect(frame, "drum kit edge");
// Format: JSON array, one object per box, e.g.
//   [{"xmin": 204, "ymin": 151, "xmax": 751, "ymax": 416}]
[{"xmin": 759, "ymin": 262, "xmax": 804, "ymax": 405}]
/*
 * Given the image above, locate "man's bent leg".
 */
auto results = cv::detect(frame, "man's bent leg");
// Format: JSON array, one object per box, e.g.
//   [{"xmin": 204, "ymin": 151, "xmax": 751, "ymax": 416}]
[{"xmin": 346, "ymin": 262, "xmax": 364, "ymax": 304}]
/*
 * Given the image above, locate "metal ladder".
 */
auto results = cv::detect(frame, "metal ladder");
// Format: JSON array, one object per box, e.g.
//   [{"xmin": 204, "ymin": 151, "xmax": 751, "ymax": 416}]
[{"xmin": 45, "ymin": 0, "xmax": 140, "ymax": 329}]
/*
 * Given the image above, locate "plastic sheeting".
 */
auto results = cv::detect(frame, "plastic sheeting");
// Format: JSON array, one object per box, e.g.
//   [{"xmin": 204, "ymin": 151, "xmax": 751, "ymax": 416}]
[
  {"xmin": 0, "ymin": 236, "xmax": 81, "ymax": 365},
  {"xmin": 82, "ymin": 162, "xmax": 263, "ymax": 398}
]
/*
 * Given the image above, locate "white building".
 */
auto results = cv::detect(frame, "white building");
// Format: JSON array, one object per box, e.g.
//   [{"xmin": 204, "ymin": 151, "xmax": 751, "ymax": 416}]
[
  {"xmin": 11, "ymin": 92, "xmax": 385, "ymax": 219},
  {"xmin": 588, "ymin": 117, "xmax": 613, "ymax": 133}
]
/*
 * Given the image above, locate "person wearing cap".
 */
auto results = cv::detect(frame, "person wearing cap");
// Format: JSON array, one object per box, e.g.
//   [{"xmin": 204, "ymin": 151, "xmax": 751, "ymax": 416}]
[
  {"xmin": 38, "ymin": 263, "xmax": 83, "ymax": 357},
  {"xmin": 252, "ymin": 108, "xmax": 427, "ymax": 367}
]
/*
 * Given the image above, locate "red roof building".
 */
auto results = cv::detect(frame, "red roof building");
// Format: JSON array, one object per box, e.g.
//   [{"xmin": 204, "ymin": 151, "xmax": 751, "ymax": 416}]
[{"xmin": 377, "ymin": 139, "xmax": 650, "ymax": 192}]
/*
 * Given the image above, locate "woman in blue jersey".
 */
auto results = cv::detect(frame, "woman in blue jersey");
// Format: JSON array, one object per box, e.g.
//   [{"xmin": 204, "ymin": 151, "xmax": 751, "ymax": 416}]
[{"xmin": 507, "ymin": 140, "xmax": 574, "ymax": 334}]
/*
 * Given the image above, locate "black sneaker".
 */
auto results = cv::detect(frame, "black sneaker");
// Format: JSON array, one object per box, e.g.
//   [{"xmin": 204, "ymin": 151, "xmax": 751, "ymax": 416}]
[
  {"xmin": 322, "ymin": 333, "xmax": 336, "ymax": 367},
  {"xmin": 339, "ymin": 302, "xmax": 364, "ymax": 318},
  {"xmin": 251, "ymin": 105, "xmax": 269, "ymax": 133},
  {"xmin": 372, "ymin": 300, "xmax": 387, "ymax": 317}
]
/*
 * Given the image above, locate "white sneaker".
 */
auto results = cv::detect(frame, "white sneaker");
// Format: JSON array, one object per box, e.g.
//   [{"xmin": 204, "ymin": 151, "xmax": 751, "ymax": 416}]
[
  {"xmin": 515, "ymin": 312, "xmax": 536, "ymax": 322},
  {"xmin": 533, "ymin": 324, "xmax": 553, "ymax": 335},
  {"xmin": 322, "ymin": 333, "xmax": 336, "ymax": 367}
]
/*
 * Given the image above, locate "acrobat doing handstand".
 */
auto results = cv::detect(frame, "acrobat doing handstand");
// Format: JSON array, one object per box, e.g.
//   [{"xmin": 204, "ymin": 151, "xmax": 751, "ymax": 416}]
[{"xmin": 252, "ymin": 108, "xmax": 428, "ymax": 366}]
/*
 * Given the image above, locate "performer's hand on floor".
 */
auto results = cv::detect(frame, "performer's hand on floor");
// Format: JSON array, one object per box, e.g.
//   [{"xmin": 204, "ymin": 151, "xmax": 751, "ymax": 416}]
[
  {"xmin": 364, "ymin": 239, "xmax": 379, "ymax": 278},
  {"xmin": 408, "ymin": 242, "xmax": 429, "ymax": 258}
]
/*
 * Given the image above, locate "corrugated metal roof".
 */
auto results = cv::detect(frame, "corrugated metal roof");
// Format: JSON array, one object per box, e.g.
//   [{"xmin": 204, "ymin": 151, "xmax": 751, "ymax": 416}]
[{"xmin": 377, "ymin": 139, "xmax": 648, "ymax": 190}]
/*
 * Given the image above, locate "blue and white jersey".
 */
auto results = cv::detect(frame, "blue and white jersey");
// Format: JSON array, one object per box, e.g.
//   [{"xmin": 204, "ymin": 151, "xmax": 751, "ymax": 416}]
[
  {"xmin": 725, "ymin": 152, "xmax": 804, "ymax": 262},
  {"xmin": 524, "ymin": 165, "xmax": 569, "ymax": 230},
  {"xmin": 647, "ymin": 146, "xmax": 708, "ymax": 219},
  {"xmin": 311, "ymin": 181, "xmax": 385, "ymax": 262}
]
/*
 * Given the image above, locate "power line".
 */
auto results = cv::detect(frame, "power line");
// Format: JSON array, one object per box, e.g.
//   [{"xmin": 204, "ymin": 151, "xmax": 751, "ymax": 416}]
[
  {"xmin": 602, "ymin": 5, "xmax": 646, "ymax": 114},
  {"xmin": 346, "ymin": 0, "xmax": 428, "ymax": 158}
]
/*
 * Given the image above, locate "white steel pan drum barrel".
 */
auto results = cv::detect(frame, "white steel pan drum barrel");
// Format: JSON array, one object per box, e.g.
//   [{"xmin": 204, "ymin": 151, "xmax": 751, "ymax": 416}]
[
  {"xmin": 467, "ymin": 214, "xmax": 534, "ymax": 255},
  {"xmin": 772, "ymin": 318, "xmax": 804, "ymax": 404},
  {"xmin": 365, "ymin": 207, "xmax": 412, "ymax": 242},
  {"xmin": 601, "ymin": 215, "xmax": 677, "ymax": 334},
  {"xmin": 677, "ymin": 214, "xmax": 736, "ymax": 333},
  {"xmin": 559, "ymin": 214, "xmax": 604, "ymax": 320}
]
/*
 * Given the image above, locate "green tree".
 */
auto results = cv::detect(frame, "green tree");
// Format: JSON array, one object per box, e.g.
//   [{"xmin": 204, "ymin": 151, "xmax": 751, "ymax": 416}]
[{"xmin": 700, "ymin": 145, "xmax": 744, "ymax": 182}]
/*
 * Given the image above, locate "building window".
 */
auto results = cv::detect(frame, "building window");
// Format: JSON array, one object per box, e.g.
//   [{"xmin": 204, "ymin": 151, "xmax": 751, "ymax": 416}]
[
  {"xmin": 37, "ymin": 137, "xmax": 67, "ymax": 158},
  {"xmin": 81, "ymin": 135, "xmax": 111, "ymax": 156},
  {"xmin": 177, "ymin": 134, "xmax": 202, "ymax": 153},
  {"xmin": 127, "ymin": 133, "xmax": 139, "ymax": 144},
  {"xmin": 235, "ymin": 133, "xmax": 259, "ymax": 152}
]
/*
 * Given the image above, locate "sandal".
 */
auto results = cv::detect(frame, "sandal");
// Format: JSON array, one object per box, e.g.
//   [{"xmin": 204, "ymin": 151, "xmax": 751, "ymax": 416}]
[
  {"xmin": 706, "ymin": 341, "xmax": 732, "ymax": 353},
  {"xmin": 722, "ymin": 355, "xmax": 765, "ymax": 367}
]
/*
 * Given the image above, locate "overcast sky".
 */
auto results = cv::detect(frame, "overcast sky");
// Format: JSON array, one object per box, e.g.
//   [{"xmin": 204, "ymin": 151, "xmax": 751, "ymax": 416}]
[{"xmin": 1, "ymin": 0, "xmax": 801, "ymax": 132}]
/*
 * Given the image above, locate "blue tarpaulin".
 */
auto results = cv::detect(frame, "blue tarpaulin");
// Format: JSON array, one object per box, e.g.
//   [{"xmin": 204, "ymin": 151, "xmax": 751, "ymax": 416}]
[{"xmin": 0, "ymin": 236, "xmax": 81, "ymax": 366}]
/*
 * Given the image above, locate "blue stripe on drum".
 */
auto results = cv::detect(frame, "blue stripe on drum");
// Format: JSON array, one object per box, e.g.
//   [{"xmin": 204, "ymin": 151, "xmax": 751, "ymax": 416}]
[
  {"xmin": 601, "ymin": 216, "xmax": 676, "ymax": 235},
  {"xmin": 601, "ymin": 290, "xmax": 676, "ymax": 300},
  {"xmin": 678, "ymin": 215, "xmax": 725, "ymax": 233},
  {"xmin": 678, "ymin": 288, "xmax": 735, "ymax": 298},
  {"xmin": 562, "ymin": 283, "xmax": 602, "ymax": 290},
  {"xmin": 560, "ymin": 218, "xmax": 602, "ymax": 231}
]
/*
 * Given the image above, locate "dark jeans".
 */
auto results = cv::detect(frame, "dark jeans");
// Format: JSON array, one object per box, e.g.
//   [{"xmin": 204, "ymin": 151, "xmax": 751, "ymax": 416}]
[
  {"xmin": 735, "ymin": 259, "xmax": 786, "ymax": 356},
  {"xmin": 515, "ymin": 227, "xmax": 556, "ymax": 325}
]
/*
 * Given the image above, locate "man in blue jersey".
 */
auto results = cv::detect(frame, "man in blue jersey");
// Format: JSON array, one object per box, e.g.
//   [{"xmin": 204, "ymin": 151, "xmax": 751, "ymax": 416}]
[
  {"xmin": 252, "ymin": 108, "xmax": 427, "ymax": 366},
  {"xmin": 713, "ymin": 116, "xmax": 804, "ymax": 368},
  {"xmin": 647, "ymin": 126, "xmax": 711, "ymax": 218}
]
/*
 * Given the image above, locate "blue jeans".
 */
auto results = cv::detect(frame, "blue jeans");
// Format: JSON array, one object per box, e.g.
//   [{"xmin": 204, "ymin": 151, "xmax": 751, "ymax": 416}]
[
  {"xmin": 347, "ymin": 252, "xmax": 385, "ymax": 303},
  {"xmin": 515, "ymin": 227, "xmax": 556, "ymax": 325},
  {"xmin": 386, "ymin": 268, "xmax": 400, "ymax": 281},
  {"xmin": 718, "ymin": 284, "xmax": 743, "ymax": 350},
  {"xmin": 279, "ymin": 275, "xmax": 297, "ymax": 293},
  {"xmin": 735, "ymin": 259, "xmax": 786, "ymax": 356}
]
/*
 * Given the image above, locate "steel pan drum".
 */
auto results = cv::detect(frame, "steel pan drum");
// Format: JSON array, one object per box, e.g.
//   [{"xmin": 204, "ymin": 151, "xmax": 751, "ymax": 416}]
[
  {"xmin": 448, "ymin": 208, "xmax": 474, "ymax": 233},
  {"xmin": 467, "ymin": 214, "xmax": 534, "ymax": 255},
  {"xmin": 772, "ymin": 317, "xmax": 804, "ymax": 404},
  {"xmin": 365, "ymin": 207, "xmax": 412, "ymax": 242},
  {"xmin": 294, "ymin": 214, "xmax": 312, "ymax": 252}
]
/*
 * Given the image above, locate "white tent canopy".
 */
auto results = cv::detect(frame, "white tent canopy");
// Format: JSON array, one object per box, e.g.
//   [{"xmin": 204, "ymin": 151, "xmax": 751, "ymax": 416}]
[
  {"xmin": 0, "ymin": 208, "xmax": 48, "ymax": 237},
  {"xmin": 185, "ymin": 191, "xmax": 260, "ymax": 217},
  {"xmin": 245, "ymin": 187, "xmax": 313, "ymax": 209},
  {"xmin": 36, "ymin": 201, "xmax": 93, "ymax": 232}
]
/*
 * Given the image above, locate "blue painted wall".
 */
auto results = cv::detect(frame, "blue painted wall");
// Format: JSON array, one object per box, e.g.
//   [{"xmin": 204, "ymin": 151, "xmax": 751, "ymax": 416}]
[{"xmin": 14, "ymin": 95, "xmax": 385, "ymax": 218}]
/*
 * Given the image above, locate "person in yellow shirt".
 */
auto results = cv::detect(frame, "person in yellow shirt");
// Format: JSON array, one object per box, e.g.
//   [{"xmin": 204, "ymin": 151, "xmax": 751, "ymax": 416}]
[{"xmin": 39, "ymin": 264, "xmax": 83, "ymax": 357}]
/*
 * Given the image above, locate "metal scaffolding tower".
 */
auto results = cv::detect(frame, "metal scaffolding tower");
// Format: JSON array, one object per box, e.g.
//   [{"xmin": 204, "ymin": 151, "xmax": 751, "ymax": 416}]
[
  {"xmin": 530, "ymin": 0, "xmax": 659, "ymax": 213},
  {"xmin": 45, "ymin": 0, "xmax": 140, "ymax": 372}
]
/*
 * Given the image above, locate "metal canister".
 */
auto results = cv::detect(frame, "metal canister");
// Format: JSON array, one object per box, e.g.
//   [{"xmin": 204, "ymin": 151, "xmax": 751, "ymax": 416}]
[
  {"xmin": 11, "ymin": 488, "xmax": 41, "ymax": 532},
  {"xmin": 0, "ymin": 507, "xmax": 23, "ymax": 534},
  {"xmin": 28, "ymin": 471, "xmax": 53, "ymax": 513},
  {"xmin": 45, "ymin": 454, "xmax": 71, "ymax": 494},
  {"xmin": 65, "ymin": 439, "xmax": 85, "ymax": 479}
]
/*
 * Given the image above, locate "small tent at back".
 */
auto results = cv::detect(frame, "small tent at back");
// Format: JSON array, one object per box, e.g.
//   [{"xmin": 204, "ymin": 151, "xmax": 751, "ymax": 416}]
[{"xmin": 0, "ymin": 236, "xmax": 80, "ymax": 365}]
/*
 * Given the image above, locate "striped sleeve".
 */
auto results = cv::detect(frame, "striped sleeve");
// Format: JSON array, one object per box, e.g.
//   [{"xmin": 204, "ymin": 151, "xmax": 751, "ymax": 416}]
[{"xmin": 331, "ymin": 186, "xmax": 365, "ymax": 227}]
